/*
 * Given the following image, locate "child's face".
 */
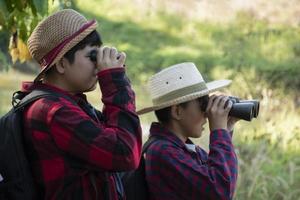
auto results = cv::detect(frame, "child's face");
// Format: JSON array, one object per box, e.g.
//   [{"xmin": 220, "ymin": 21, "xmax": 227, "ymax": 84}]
[
  {"xmin": 63, "ymin": 45, "xmax": 99, "ymax": 93},
  {"xmin": 177, "ymin": 99, "xmax": 207, "ymax": 138}
]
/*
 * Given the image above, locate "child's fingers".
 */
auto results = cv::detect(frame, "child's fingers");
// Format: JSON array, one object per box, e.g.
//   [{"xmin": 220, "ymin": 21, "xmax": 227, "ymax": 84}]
[
  {"xmin": 206, "ymin": 95, "xmax": 217, "ymax": 113},
  {"xmin": 103, "ymin": 46, "xmax": 111, "ymax": 63},
  {"xmin": 212, "ymin": 95, "xmax": 223, "ymax": 110},
  {"xmin": 110, "ymin": 47, "xmax": 118, "ymax": 60},
  {"xmin": 96, "ymin": 47, "xmax": 103, "ymax": 66},
  {"xmin": 225, "ymin": 99, "xmax": 233, "ymax": 112},
  {"xmin": 117, "ymin": 52, "xmax": 126, "ymax": 65},
  {"xmin": 218, "ymin": 96, "xmax": 229, "ymax": 109}
]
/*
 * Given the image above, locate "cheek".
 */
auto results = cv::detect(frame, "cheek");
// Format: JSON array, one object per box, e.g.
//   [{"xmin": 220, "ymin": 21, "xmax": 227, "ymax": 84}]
[
  {"xmin": 189, "ymin": 111, "xmax": 203, "ymax": 125},
  {"xmin": 74, "ymin": 61, "xmax": 97, "ymax": 80},
  {"xmin": 182, "ymin": 112, "xmax": 202, "ymax": 131},
  {"xmin": 189, "ymin": 112, "xmax": 207, "ymax": 136},
  {"xmin": 66, "ymin": 65, "xmax": 97, "ymax": 91}
]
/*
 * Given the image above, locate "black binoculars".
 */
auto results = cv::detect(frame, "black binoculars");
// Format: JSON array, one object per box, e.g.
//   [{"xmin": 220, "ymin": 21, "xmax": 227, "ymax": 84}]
[
  {"xmin": 201, "ymin": 96, "xmax": 259, "ymax": 121},
  {"xmin": 88, "ymin": 49, "xmax": 98, "ymax": 63},
  {"xmin": 87, "ymin": 49, "xmax": 122, "ymax": 63},
  {"xmin": 227, "ymin": 96, "xmax": 260, "ymax": 121}
]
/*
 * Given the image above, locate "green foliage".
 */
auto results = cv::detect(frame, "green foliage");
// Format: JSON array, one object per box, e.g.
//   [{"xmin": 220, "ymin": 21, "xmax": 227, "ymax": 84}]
[
  {"xmin": 0, "ymin": 30, "xmax": 10, "ymax": 70},
  {"xmin": 0, "ymin": 51, "xmax": 9, "ymax": 71},
  {"xmin": 0, "ymin": 0, "xmax": 74, "ymax": 69},
  {"xmin": 0, "ymin": 0, "xmax": 73, "ymax": 41},
  {"xmin": 77, "ymin": 1, "xmax": 300, "ymax": 91},
  {"xmin": 235, "ymin": 140, "xmax": 300, "ymax": 200},
  {"xmin": 0, "ymin": 0, "xmax": 46, "ymax": 41}
]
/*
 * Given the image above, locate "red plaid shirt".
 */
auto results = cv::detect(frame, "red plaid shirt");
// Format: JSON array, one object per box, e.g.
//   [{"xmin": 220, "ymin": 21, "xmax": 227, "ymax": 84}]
[
  {"xmin": 22, "ymin": 68, "xmax": 142, "ymax": 200},
  {"xmin": 145, "ymin": 122, "xmax": 238, "ymax": 200}
]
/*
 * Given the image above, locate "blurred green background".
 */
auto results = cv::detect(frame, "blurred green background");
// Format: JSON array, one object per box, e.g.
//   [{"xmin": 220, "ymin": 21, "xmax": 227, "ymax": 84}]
[{"xmin": 0, "ymin": 0, "xmax": 300, "ymax": 199}]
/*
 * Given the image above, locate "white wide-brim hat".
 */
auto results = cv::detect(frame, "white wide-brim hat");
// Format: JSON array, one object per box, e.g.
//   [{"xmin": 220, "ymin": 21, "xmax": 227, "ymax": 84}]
[{"xmin": 137, "ymin": 62, "xmax": 232, "ymax": 115}]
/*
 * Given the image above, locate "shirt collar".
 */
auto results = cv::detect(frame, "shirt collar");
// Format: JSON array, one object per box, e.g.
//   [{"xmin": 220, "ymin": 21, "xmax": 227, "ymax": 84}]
[
  {"xmin": 185, "ymin": 143, "xmax": 197, "ymax": 153},
  {"xmin": 149, "ymin": 122, "xmax": 197, "ymax": 151}
]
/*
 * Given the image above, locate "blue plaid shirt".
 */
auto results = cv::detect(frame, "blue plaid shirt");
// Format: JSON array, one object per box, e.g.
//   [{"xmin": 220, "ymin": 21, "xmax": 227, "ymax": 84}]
[{"xmin": 145, "ymin": 122, "xmax": 238, "ymax": 200}]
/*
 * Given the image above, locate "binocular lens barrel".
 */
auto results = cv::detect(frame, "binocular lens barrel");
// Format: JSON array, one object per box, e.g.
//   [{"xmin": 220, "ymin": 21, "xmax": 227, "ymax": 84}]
[
  {"xmin": 239, "ymin": 100, "xmax": 260, "ymax": 118},
  {"xmin": 228, "ymin": 97, "xmax": 260, "ymax": 121}
]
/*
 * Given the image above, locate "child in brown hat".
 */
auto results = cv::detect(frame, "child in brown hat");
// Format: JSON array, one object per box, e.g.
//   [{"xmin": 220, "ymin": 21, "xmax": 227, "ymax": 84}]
[{"xmin": 23, "ymin": 9, "xmax": 142, "ymax": 199}]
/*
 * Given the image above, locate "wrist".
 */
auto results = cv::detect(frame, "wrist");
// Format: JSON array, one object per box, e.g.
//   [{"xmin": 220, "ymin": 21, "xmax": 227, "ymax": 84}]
[
  {"xmin": 210, "ymin": 127, "xmax": 227, "ymax": 132},
  {"xmin": 210, "ymin": 129, "xmax": 233, "ymax": 142},
  {"xmin": 97, "ymin": 67, "xmax": 124, "ymax": 77},
  {"xmin": 98, "ymin": 68, "xmax": 128, "ymax": 96},
  {"xmin": 99, "ymin": 65, "xmax": 123, "ymax": 71},
  {"xmin": 209, "ymin": 122, "xmax": 227, "ymax": 132}
]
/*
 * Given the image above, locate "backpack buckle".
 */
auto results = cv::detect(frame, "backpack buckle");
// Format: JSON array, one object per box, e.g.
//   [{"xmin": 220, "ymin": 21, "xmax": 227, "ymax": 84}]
[
  {"xmin": 0, "ymin": 173, "xmax": 3, "ymax": 182},
  {"xmin": 12, "ymin": 91, "xmax": 26, "ymax": 107}
]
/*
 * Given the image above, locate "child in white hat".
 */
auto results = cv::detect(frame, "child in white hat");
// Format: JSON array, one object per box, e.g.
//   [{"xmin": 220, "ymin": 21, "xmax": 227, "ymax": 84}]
[{"xmin": 139, "ymin": 62, "xmax": 239, "ymax": 200}]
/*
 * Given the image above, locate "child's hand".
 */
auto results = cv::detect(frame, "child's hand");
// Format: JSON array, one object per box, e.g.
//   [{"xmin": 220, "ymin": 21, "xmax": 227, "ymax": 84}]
[
  {"xmin": 206, "ymin": 95, "xmax": 232, "ymax": 132},
  {"xmin": 96, "ymin": 46, "xmax": 126, "ymax": 71}
]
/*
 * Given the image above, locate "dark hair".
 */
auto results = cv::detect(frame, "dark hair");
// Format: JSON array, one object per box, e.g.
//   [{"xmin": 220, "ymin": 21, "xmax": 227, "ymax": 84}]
[
  {"xmin": 64, "ymin": 30, "xmax": 102, "ymax": 63},
  {"xmin": 44, "ymin": 30, "xmax": 102, "ymax": 76},
  {"xmin": 154, "ymin": 95, "xmax": 209, "ymax": 124}
]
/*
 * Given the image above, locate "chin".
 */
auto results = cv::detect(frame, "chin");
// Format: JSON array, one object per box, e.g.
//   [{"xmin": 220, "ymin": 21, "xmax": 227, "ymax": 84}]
[
  {"xmin": 84, "ymin": 82, "xmax": 97, "ymax": 92},
  {"xmin": 87, "ymin": 86, "xmax": 97, "ymax": 92},
  {"xmin": 190, "ymin": 131, "xmax": 203, "ymax": 138}
]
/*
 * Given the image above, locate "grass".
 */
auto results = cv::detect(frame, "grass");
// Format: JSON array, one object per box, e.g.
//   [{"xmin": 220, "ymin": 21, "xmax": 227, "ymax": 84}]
[{"xmin": 0, "ymin": 70, "xmax": 35, "ymax": 114}]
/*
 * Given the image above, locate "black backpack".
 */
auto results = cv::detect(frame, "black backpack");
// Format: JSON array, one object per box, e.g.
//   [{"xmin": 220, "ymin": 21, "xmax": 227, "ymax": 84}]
[
  {"xmin": 121, "ymin": 136, "xmax": 161, "ymax": 200},
  {"xmin": 0, "ymin": 90, "xmax": 58, "ymax": 200}
]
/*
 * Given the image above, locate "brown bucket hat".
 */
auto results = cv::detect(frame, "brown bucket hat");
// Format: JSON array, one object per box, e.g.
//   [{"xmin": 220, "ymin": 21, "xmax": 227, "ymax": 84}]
[{"xmin": 27, "ymin": 9, "xmax": 97, "ymax": 82}]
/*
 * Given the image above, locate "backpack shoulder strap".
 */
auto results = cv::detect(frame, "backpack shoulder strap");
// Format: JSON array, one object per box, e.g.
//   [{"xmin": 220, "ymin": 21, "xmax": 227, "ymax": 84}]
[
  {"xmin": 13, "ymin": 90, "xmax": 54, "ymax": 112},
  {"xmin": 13, "ymin": 89, "xmax": 75, "ymax": 112}
]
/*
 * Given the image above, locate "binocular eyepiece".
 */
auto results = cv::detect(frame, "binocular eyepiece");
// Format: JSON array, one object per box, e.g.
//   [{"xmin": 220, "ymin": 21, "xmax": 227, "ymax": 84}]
[
  {"xmin": 87, "ymin": 49, "xmax": 122, "ymax": 63},
  {"xmin": 88, "ymin": 49, "xmax": 98, "ymax": 63},
  {"xmin": 227, "ymin": 96, "xmax": 260, "ymax": 121}
]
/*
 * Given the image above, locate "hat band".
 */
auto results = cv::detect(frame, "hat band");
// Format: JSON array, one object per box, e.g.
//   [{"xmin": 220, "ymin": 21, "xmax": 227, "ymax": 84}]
[
  {"xmin": 39, "ymin": 19, "xmax": 97, "ymax": 68},
  {"xmin": 152, "ymin": 82, "xmax": 208, "ymax": 105}
]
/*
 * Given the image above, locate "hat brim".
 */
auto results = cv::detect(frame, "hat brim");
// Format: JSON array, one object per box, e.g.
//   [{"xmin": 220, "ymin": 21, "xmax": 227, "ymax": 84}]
[
  {"xmin": 137, "ymin": 79, "xmax": 232, "ymax": 115},
  {"xmin": 34, "ymin": 20, "xmax": 98, "ymax": 82}
]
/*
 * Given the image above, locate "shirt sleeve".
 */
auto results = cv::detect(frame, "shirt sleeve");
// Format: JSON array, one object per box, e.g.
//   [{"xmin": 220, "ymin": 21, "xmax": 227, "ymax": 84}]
[
  {"xmin": 146, "ymin": 129, "xmax": 238, "ymax": 200},
  {"xmin": 49, "ymin": 68, "xmax": 142, "ymax": 172}
]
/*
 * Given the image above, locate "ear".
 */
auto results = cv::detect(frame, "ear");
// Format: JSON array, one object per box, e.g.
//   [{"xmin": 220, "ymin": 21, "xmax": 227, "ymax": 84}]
[
  {"xmin": 170, "ymin": 105, "xmax": 183, "ymax": 121},
  {"xmin": 55, "ymin": 58, "xmax": 68, "ymax": 75}
]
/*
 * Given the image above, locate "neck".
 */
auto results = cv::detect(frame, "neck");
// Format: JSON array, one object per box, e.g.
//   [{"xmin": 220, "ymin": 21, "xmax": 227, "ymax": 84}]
[
  {"xmin": 164, "ymin": 121, "xmax": 188, "ymax": 143},
  {"xmin": 43, "ymin": 75, "xmax": 75, "ymax": 95}
]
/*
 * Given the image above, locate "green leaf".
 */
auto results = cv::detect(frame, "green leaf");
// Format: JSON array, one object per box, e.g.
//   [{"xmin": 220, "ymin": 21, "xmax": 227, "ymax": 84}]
[
  {"xmin": 18, "ymin": 22, "xmax": 26, "ymax": 42},
  {"xmin": 4, "ymin": 0, "xmax": 14, "ymax": 12},
  {"xmin": 32, "ymin": 0, "xmax": 48, "ymax": 15},
  {"xmin": 27, "ymin": 0, "xmax": 37, "ymax": 16},
  {"xmin": 0, "ymin": 13, "xmax": 5, "ymax": 28},
  {"xmin": 0, "ymin": 1, "xmax": 10, "ymax": 29},
  {"xmin": 0, "ymin": 0, "xmax": 9, "ymax": 17},
  {"xmin": 14, "ymin": 0, "xmax": 24, "ymax": 11},
  {"xmin": 30, "ymin": 16, "xmax": 38, "ymax": 33}
]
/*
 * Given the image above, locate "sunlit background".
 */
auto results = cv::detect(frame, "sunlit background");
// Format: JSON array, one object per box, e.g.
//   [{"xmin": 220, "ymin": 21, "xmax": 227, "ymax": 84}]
[{"xmin": 0, "ymin": 0, "xmax": 300, "ymax": 199}]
